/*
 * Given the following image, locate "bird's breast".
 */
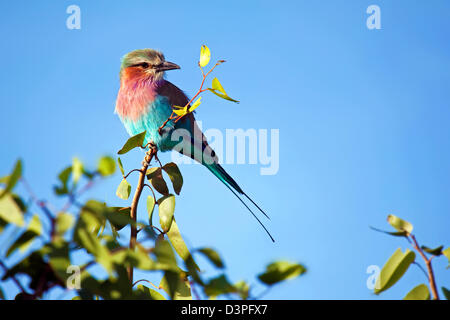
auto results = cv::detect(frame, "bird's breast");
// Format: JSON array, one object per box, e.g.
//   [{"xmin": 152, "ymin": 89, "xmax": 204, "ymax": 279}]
[
  {"xmin": 115, "ymin": 79, "xmax": 159, "ymax": 121},
  {"xmin": 118, "ymin": 93, "xmax": 176, "ymax": 151}
]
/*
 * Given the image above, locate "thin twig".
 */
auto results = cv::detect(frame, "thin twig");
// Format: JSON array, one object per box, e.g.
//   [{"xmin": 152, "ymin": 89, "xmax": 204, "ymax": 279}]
[
  {"xmin": 0, "ymin": 260, "xmax": 27, "ymax": 295},
  {"xmin": 127, "ymin": 146, "xmax": 157, "ymax": 283},
  {"xmin": 189, "ymin": 278, "xmax": 201, "ymax": 300},
  {"xmin": 150, "ymin": 225, "xmax": 164, "ymax": 235},
  {"xmin": 61, "ymin": 176, "xmax": 98, "ymax": 213},
  {"xmin": 123, "ymin": 169, "xmax": 143, "ymax": 180},
  {"xmin": 20, "ymin": 178, "xmax": 56, "ymax": 238},
  {"xmin": 157, "ymin": 60, "xmax": 224, "ymax": 134},
  {"xmin": 132, "ymin": 279, "xmax": 160, "ymax": 290},
  {"xmin": 143, "ymin": 183, "xmax": 157, "ymax": 203},
  {"xmin": 409, "ymin": 234, "xmax": 440, "ymax": 300}
]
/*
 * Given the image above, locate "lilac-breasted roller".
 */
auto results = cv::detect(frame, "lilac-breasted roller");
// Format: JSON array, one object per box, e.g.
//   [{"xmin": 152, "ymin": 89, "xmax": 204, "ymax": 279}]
[{"xmin": 115, "ymin": 49, "xmax": 273, "ymax": 242}]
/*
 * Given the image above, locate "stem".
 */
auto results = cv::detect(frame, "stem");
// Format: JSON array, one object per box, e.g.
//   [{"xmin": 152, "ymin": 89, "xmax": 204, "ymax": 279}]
[
  {"xmin": 127, "ymin": 147, "xmax": 157, "ymax": 284},
  {"xmin": 409, "ymin": 234, "xmax": 440, "ymax": 300},
  {"xmin": 158, "ymin": 60, "xmax": 224, "ymax": 133},
  {"xmin": 0, "ymin": 260, "xmax": 27, "ymax": 295},
  {"xmin": 20, "ymin": 178, "xmax": 56, "ymax": 240},
  {"xmin": 123, "ymin": 169, "xmax": 143, "ymax": 180},
  {"xmin": 61, "ymin": 174, "xmax": 99, "ymax": 213},
  {"xmin": 132, "ymin": 279, "xmax": 160, "ymax": 290},
  {"xmin": 189, "ymin": 278, "xmax": 201, "ymax": 300}
]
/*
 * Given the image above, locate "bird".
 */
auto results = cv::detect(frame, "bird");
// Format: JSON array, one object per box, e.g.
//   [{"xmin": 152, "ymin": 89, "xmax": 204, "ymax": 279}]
[{"xmin": 115, "ymin": 49, "xmax": 274, "ymax": 242}]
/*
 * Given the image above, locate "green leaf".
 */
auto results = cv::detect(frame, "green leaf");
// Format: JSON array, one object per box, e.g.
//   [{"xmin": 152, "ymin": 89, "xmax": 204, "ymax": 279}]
[
  {"xmin": 204, "ymin": 274, "xmax": 236, "ymax": 297},
  {"xmin": 27, "ymin": 215, "xmax": 41, "ymax": 234},
  {"xmin": 174, "ymin": 97, "xmax": 202, "ymax": 117},
  {"xmin": 0, "ymin": 191, "xmax": 25, "ymax": 227},
  {"xmin": 184, "ymin": 254, "xmax": 203, "ymax": 285},
  {"xmin": 48, "ymin": 239, "xmax": 71, "ymax": 282},
  {"xmin": 82, "ymin": 169, "xmax": 96, "ymax": 180},
  {"xmin": 78, "ymin": 200, "xmax": 106, "ymax": 234},
  {"xmin": 172, "ymin": 105, "xmax": 188, "ymax": 117},
  {"xmin": 166, "ymin": 218, "xmax": 200, "ymax": 271},
  {"xmin": 442, "ymin": 247, "xmax": 450, "ymax": 269},
  {"xmin": 11, "ymin": 194, "xmax": 27, "ymax": 213},
  {"xmin": 107, "ymin": 207, "xmax": 133, "ymax": 231},
  {"xmin": 153, "ymin": 239, "xmax": 178, "ymax": 272},
  {"xmin": 0, "ymin": 217, "xmax": 6, "ymax": 234},
  {"xmin": 197, "ymin": 248, "xmax": 224, "ymax": 269},
  {"xmin": 189, "ymin": 97, "xmax": 202, "ymax": 113},
  {"xmin": 147, "ymin": 167, "xmax": 169, "ymax": 195},
  {"xmin": 54, "ymin": 166, "xmax": 72, "ymax": 195},
  {"xmin": 370, "ymin": 226, "xmax": 408, "ymax": 237},
  {"xmin": 72, "ymin": 158, "xmax": 83, "ymax": 184},
  {"xmin": 147, "ymin": 196, "xmax": 155, "ymax": 225},
  {"xmin": 0, "ymin": 159, "xmax": 22, "ymax": 199},
  {"xmin": 421, "ymin": 245, "xmax": 443, "ymax": 256},
  {"xmin": 160, "ymin": 271, "xmax": 192, "ymax": 300},
  {"xmin": 55, "ymin": 212, "xmax": 74, "ymax": 235},
  {"xmin": 158, "ymin": 195, "xmax": 175, "ymax": 233},
  {"xmin": 117, "ymin": 131, "xmax": 146, "ymax": 155},
  {"xmin": 74, "ymin": 210, "xmax": 113, "ymax": 274},
  {"xmin": 162, "ymin": 162, "xmax": 183, "ymax": 195},
  {"xmin": 98, "ymin": 156, "xmax": 116, "ymax": 176},
  {"xmin": 2, "ymin": 252, "xmax": 48, "ymax": 286},
  {"xmin": 208, "ymin": 78, "xmax": 239, "ymax": 103},
  {"xmin": 117, "ymin": 157, "xmax": 125, "ymax": 176},
  {"xmin": 258, "ymin": 261, "xmax": 306, "ymax": 286},
  {"xmin": 374, "ymin": 248, "xmax": 416, "ymax": 295},
  {"xmin": 6, "ymin": 215, "xmax": 41, "ymax": 257},
  {"xmin": 442, "ymin": 287, "xmax": 450, "ymax": 300},
  {"xmin": 78, "ymin": 201, "xmax": 134, "ymax": 239},
  {"xmin": 387, "ymin": 214, "xmax": 413, "ymax": 235},
  {"xmin": 199, "ymin": 45, "xmax": 211, "ymax": 68},
  {"xmin": 117, "ymin": 247, "xmax": 157, "ymax": 271},
  {"xmin": 116, "ymin": 179, "xmax": 131, "ymax": 200},
  {"xmin": 234, "ymin": 280, "xmax": 250, "ymax": 300},
  {"xmin": 403, "ymin": 284, "xmax": 430, "ymax": 300},
  {"xmin": 135, "ymin": 285, "xmax": 166, "ymax": 300}
]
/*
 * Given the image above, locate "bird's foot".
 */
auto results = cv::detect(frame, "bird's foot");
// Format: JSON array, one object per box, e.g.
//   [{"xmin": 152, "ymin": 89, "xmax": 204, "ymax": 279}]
[{"xmin": 143, "ymin": 142, "xmax": 158, "ymax": 166}]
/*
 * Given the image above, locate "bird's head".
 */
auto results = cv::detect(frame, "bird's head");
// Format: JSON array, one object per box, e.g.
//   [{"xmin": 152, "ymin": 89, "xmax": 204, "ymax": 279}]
[{"xmin": 119, "ymin": 49, "xmax": 180, "ymax": 83}]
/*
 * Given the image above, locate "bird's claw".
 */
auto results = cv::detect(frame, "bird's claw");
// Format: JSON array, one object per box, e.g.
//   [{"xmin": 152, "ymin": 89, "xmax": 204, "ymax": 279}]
[{"xmin": 142, "ymin": 142, "xmax": 158, "ymax": 166}]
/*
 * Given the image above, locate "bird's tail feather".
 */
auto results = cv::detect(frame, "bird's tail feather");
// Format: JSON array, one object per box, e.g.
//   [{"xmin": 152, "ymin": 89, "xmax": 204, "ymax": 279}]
[
  {"xmin": 177, "ymin": 124, "xmax": 273, "ymax": 241},
  {"xmin": 211, "ymin": 163, "xmax": 271, "ymax": 220},
  {"xmin": 205, "ymin": 162, "xmax": 275, "ymax": 242}
]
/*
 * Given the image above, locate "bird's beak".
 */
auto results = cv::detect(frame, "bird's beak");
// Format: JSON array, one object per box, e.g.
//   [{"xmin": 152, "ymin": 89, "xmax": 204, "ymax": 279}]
[{"xmin": 156, "ymin": 61, "xmax": 180, "ymax": 72}]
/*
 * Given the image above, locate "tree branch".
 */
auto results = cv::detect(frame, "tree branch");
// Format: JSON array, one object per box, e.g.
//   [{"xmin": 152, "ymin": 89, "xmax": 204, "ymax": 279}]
[
  {"xmin": 127, "ymin": 146, "xmax": 157, "ymax": 283},
  {"xmin": 409, "ymin": 234, "xmax": 440, "ymax": 300}
]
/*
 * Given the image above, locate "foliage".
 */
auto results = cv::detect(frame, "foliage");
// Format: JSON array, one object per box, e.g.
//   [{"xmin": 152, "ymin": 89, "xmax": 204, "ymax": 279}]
[
  {"xmin": 0, "ymin": 151, "xmax": 304, "ymax": 300},
  {"xmin": 372, "ymin": 215, "xmax": 449, "ymax": 300}
]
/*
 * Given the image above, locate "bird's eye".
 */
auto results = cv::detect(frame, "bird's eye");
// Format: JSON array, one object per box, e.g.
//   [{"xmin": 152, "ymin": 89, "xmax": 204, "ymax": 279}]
[{"xmin": 130, "ymin": 62, "xmax": 149, "ymax": 68}]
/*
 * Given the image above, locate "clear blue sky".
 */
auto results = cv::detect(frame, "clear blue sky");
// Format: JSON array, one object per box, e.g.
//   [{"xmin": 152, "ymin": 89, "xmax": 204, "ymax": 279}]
[{"xmin": 0, "ymin": 0, "xmax": 449, "ymax": 299}]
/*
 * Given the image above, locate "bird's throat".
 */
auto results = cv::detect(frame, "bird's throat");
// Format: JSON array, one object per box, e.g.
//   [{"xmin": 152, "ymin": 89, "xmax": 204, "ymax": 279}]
[{"xmin": 115, "ymin": 72, "xmax": 162, "ymax": 121}]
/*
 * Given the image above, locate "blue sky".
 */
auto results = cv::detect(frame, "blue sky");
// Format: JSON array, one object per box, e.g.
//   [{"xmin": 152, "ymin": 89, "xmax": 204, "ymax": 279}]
[{"xmin": 0, "ymin": 0, "xmax": 449, "ymax": 299}]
